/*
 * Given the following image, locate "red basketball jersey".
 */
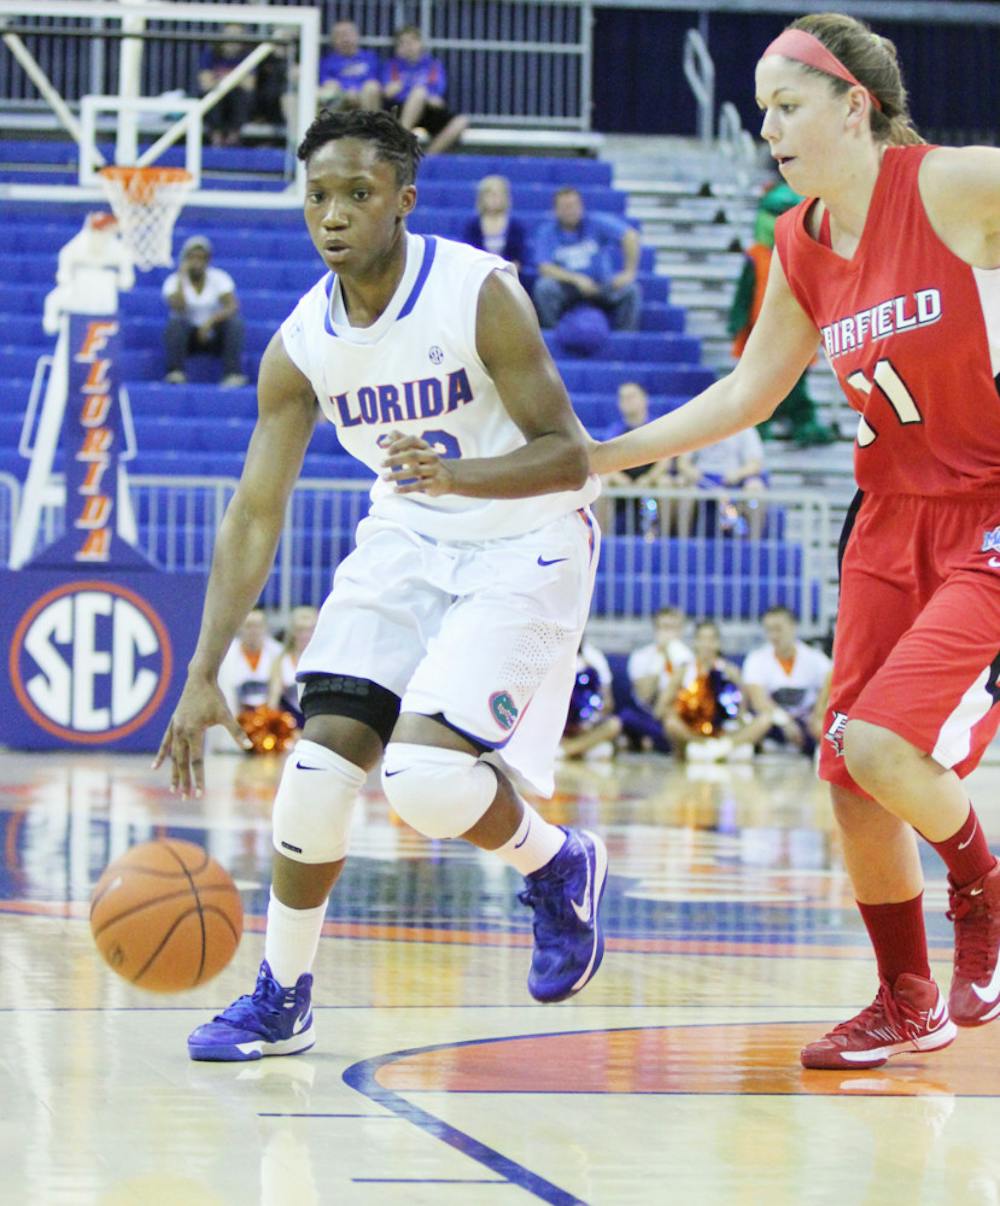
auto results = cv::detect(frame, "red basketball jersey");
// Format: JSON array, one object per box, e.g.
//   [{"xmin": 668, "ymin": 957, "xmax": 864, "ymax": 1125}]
[{"xmin": 774, "ymin": 145, "xmax": 1000, "ymax": 497}]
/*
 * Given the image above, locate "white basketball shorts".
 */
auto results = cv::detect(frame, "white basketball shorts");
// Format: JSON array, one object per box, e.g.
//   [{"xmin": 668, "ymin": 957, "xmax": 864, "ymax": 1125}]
[{"xmin": 295, "ymin": 508, "xmax": 599, "ymax": 795}]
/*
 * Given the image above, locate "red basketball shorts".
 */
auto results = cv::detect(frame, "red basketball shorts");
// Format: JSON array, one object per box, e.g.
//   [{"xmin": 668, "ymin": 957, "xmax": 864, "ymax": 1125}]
[{"xmin": 819, "ymin": 492, "xmax": 1000, "ymax": 796}]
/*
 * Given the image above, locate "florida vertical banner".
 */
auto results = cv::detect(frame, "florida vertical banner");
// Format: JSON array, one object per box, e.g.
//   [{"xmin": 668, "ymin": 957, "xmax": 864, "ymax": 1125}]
[{"xmin": 0, "ymin": 313, "xmax": 204, "ymax": 750}]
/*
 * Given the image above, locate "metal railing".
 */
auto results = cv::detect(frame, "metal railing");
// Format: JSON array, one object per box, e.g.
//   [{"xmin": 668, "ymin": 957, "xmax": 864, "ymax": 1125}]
[
  {"xmin": 682, "ymin": 27, "xmax": 714, "ymax": 145},
  {"xmin": 11, "ymin": 474, "xmax": 832, "ymax": 640},
  {"xmin": 0, "ymin": 471, "xmax": 21, "ymax": 567}
]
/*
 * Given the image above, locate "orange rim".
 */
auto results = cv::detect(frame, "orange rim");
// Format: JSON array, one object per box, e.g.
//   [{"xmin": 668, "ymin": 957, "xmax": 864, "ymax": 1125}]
[{"xmin": 99, "ymin": 165, "xmax": 193, "ymax": 203}]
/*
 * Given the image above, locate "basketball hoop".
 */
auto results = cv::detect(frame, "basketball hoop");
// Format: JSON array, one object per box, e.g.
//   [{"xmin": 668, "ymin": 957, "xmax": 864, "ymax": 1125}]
[{"xmin": 98, "ymin": 165, "xmax": 194, "ymax": 271}]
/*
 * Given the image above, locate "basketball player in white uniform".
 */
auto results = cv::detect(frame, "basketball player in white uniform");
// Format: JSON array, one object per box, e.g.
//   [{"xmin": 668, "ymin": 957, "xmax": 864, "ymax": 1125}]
[{"xmin": 155, "ymin": 110, "xmax": 609, "ymax": 1061}]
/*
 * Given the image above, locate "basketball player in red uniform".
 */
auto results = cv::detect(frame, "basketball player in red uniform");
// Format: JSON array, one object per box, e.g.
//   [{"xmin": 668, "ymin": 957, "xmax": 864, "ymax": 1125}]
[{"xmin": 592, "ymin": 11, "xmax": 1000, "ymax": 1069}]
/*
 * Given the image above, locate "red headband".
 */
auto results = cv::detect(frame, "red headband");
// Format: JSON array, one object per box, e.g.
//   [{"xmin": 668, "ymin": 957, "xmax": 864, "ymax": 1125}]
[{"xmin": 762, "ymin": 28, "xmax": 882, "ymax": 112}]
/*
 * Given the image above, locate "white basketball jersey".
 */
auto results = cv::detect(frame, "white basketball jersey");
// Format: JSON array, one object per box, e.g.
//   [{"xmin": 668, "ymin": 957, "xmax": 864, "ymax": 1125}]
[{"xmin": 280, "ymin": 232, "xmax": 598, "ymax": 541}]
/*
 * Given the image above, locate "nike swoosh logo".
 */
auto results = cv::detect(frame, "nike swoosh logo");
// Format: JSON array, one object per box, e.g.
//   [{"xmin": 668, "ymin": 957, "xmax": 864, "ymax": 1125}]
[
  {"xmin": 570, "ymin": 848, "xmax": 593, "ymax": 924},
  {"xmin": 930, "ymin": 992, "xmax": 946, "ymax": 1023},
  {"xmin": 972, "ymin": 958, "xmax": 1000, "ymax": 1003},
  {"xmin": 295, "ymin": 762, "xmax": 324, "ymax": 771},
  {"xmin": 537, "ymin": 556, "xmax": 568, "ymax": 567},
  {"xmin": 958, "ymin": 821, "xmax": 978, "ymax": 850},
  {"xmin": 513, "ymin": 816, "xmax": 532, "ymax": 850},
  {"xmin": 990, "ymin": 557, "xmax": 1000, "ymax": 569},
  {"xmin": 384, "ymin": 768, "xmax": 407, "ymax": 778}
]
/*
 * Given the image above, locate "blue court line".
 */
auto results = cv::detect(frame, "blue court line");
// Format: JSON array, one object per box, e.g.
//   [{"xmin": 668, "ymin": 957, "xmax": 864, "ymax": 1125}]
[
  {"xmin": 345, "ymin": 1022, "xmax": 991, "ymax": 1105},
  {"xmin": 258, "ymin": 1112, "xmax": 399, "ymax": 1118},
  {"xmin": 343, "ymin": 1044, "xmax": 587, "ymax": 1206},
  {"xmin": 353, "ymin": 1178, "xmax": 508, "ymax": 1184}
]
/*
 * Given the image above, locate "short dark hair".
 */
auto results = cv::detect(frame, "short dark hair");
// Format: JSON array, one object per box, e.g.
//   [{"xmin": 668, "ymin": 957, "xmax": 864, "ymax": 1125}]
[
  {"xmin": 297, "ymin": 109, "xmax": 422, "ymax": 188},
  {"xmin": 762, "ymin": 605, "xmax": 797, "ymax": 623}
]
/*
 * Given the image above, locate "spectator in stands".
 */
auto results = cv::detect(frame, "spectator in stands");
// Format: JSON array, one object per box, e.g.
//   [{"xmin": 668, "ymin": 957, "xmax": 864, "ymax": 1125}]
[
  {"xmin": 742, "ymin": 606, "xmax": 832, "ymax": 756},
  {"xmin": 595, "ymin": 381, "xmax": 680, "ymax": 535},
  {"xmin": 268, "ymin": 605, "xmax": 320, "ymax": 723},
  {"xmin": 561, "ymin": 636, "xmax": 622, "ymax": 761},
  {"xmin": 657, "ymin": 620, "xmax": 772, "ymax": 761},
  {"xmin": 382, "ymin": 26, "xmax": 468, "ymax": 156},
  {"xmin": 162, "ymin": 235, "xmax": 247, "ymax": 388},
  {"xmin": 729, "ymin": 178, "xmax": 836, "ymax": 448},
  {"xmin": 211, "ymin": 609, "xmax": 283, "ymax": 752},
  {"xmin": 199, "ymin": 23, "xmax": 255, "ymax": 147},
  {"xmin": 620, "ymin": 607, "xmax": 693, "ymax": 752},
  {"xmin": 675, "ymin": 426, "xmax": 768, "ymax": 539},
  {"xmin": 253, "ymin": 29, "xmax": 292, "ymax": 131},
  {"xmin": 318, "ymin": 20, "xmax": 382, "ymax": 113},
  {"xmin": 532, "ymin": 187, "xmax": 641, "ymax": 331},
  {"xmin": 462, "ymin": 175, "xmax": 527, "ymax": 272}
]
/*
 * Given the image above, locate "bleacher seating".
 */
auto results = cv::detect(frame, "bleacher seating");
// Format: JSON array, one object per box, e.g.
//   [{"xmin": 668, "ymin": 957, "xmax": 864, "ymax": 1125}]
[
  {"xmin": 0, "ymin": 139, "xmax": 808, "ymax": 626},
  {"xmin": 0, "ymin": 142, "xmax": 707, "ymax": 477}
]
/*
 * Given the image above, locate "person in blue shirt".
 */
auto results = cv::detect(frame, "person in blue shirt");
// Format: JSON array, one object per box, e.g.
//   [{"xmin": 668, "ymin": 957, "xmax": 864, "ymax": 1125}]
[
  {"xmin": 318, "ymin": 20, "xmax": 382, "ymax": 112},
  {"xmin": 532, "ymin": 187, "xmax": 642, "ymax": 330},
  {"xmin": 461, "ymin": 175, "xmax": 528, "ymax": 271},
  {"xmin": 382, "ymin": 25, "xmax": 468, "ymax": 155},
  {"xmin": 198, "ymin": 23, "xmax": 255, "ymax": 147}
]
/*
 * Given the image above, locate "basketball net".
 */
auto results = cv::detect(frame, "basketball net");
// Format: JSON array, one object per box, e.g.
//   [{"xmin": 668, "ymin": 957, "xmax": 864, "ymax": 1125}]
[{"xmin": 98, "ymin": 165, "xmax": 194, "ymax": 271}]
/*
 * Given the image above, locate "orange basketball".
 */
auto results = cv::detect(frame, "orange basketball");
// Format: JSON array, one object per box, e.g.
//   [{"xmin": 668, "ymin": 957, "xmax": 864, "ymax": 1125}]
[{"xmin": 90, "ymin": 838, "xmax": 243, "ymax": 993}]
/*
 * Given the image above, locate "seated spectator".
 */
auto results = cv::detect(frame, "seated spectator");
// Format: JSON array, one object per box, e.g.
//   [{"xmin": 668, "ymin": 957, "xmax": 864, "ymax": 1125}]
[
  {"xmin": 656, "ymin": 620, "xmax": 772, "ymax": 762},
  {"xmin": 162, "ymin": 236, "xmax": 247, "ymax": 388},
  {"xmin": 253, "ymin": 29, "xmax": 291, "ymax": 130},
  {"xmin": 594, "ymin": 381, "xmax": 680, "ymax": 535},
  {"xmin": 382, "ymin": 25, "xmax": 468, "ymax": 155},
  {"xmin": 742, "ymin": 607, "xmax": 832, "ymax": 756},
  {"xmin": 675, "ymin": 427, "xmax": 768, "ymax": 540},
  {"xmin": 318, "ymin": 20, "xmax": 382, "ymax": 112},
  {"xmin": 211, "ymin": 610, "xmax": 283, "ymax": 752},
  {"xmin": 532, "ymin": 187, "xmax": 641, "ymax": 331},
  {"xmin": 268, "ymin": 605, "xmax": 319, "ymax": 724},
  {"xmin": 560, "ymin": 638, "xmax": 622, "ymax": 761},
  {"xmin": 198, "ymin": 23, "xmax": 255, "ymax": 147},
  {"xmin": 619, "ymin": 607, "xmax": 693, "ymax": 752},
  {"xmin": 462, "ymin": 175, "xmax": 527, "ymax": 271}
]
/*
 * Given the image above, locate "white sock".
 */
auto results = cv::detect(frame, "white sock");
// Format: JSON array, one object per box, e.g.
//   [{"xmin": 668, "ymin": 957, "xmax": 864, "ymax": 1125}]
[
  {"xmin": 493, "ymin": 804, "xmax": 566, "ymax": 876},
  {"xmin": 264, "ymin": 889, "xmax": 328, "ymax": 987}
]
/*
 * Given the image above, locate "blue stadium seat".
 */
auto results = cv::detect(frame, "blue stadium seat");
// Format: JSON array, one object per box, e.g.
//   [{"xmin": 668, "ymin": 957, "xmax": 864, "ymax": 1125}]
[{"xmin": 0, "ymin": 149, "xmax": 713, "ymax": 510}]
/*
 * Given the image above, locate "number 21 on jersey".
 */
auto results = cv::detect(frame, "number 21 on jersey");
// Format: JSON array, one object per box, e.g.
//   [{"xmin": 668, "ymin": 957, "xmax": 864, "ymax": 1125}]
[{"xmin": 846, "ymin": 359, "xmax": 923, "ymax": 448}]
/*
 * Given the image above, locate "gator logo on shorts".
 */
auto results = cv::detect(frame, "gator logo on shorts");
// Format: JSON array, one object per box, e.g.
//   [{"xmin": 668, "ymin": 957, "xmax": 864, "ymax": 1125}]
[
  {"xmin": 824, "ymin": 710, "xmax": 849, "ymax": 757},
  {"xmin": 489, "ymin": 691, "xmax": 519, "ymax": 731}
]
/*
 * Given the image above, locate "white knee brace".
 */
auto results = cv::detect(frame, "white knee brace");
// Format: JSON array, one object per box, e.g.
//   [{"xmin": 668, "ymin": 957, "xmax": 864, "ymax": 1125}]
[
  {"xmin": 380, "ymin": 743, "xmax": 497, "ymax": 839},
  {"xmin": 272, "ymin": 739, "xmax": 367, "ymax": 864}
]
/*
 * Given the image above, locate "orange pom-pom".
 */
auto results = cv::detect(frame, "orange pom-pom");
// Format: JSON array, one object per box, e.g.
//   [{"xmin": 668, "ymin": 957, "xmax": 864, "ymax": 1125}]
[{"xmin": 237, "ymin": 705, "xmax": 298, "ymax": 754}]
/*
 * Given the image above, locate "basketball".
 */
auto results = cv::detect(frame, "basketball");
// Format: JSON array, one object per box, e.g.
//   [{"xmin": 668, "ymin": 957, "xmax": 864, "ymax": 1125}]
[{"xmin": 90, "ymin": 839, "xmax": 243, "ymax": 993}]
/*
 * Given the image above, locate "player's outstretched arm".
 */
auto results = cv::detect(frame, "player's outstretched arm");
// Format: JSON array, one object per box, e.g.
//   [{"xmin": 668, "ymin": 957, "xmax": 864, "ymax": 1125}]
[
  {"xmin": 590, "ymin": 255, "xmax": 819, "ymax": 477},
  {"xmin": 381, "ymin": 269, "xmax": 590, "ymax": 498},
  {"xmin": 153, "ymin": 332, "xmax": 317, "ymax": 797}
]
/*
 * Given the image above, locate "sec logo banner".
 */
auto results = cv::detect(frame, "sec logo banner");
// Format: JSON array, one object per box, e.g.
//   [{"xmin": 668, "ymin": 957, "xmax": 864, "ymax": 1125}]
[{"xmin": 9, "ymin": 580, "xmax": 172, "ymax": 744}]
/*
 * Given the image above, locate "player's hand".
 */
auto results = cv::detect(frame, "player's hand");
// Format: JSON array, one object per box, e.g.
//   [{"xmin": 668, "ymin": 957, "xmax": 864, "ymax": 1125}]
[
  {"xmin": 195, "ymin": 322, "xmax": 214, "ymax": 344},
  {"xmin": 575, "ymin": 274, "xmax": 600, "ymax": 296},
  {"xmin": 380, "ymin": 431, "xmax": 456, "ymax": 496},
  {"xmin": 152, "ymin": 677, "xmax": 251, "ymax": 798}
]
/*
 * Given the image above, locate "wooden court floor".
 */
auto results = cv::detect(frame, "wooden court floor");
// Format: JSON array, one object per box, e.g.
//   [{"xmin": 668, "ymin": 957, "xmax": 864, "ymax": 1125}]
[{"xmin": 3, "ymin": 747, "xmax": 1000, "ymax": 1205}]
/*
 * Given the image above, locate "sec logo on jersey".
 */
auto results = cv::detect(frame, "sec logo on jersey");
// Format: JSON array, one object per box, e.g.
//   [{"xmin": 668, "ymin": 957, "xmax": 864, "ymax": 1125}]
[{"xmin": 9, "ymin": 580, "xmax": 173, "ymax": 743}]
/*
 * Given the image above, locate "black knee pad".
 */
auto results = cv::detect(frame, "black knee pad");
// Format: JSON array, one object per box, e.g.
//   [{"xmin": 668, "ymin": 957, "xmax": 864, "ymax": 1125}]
[{"xmin": 297, "ymin": 674, "xmax": 400, "ymax": 747}]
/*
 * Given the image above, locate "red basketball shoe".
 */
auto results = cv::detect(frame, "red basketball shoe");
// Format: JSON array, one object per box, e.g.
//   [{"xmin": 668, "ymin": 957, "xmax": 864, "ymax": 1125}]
[
  {"xmin": 800, "ymin": 974, "xmax": 956, "ymax": 1070},
  {"xmin": 948, "ymin": 859, "xmax": 1000, "ymax": 1027}
]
